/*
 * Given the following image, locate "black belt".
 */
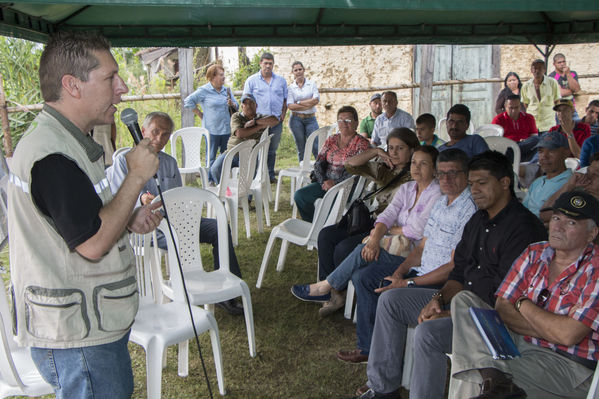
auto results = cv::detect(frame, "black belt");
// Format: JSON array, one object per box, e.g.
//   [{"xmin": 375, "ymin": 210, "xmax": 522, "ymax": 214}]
[{"xmin": 556, "ymin": 348, "xmax": 597, "ymax": 370}]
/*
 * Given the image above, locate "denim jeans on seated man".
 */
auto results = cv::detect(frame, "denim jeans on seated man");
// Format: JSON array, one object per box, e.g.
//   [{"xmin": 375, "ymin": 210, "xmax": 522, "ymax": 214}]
[
  {"xmin": 209, "ymin": 151, "xmax": 239, "ymax": 185},
  {"xmin": 289, "ymin": 114, "xmax": 319, "ymax": 162},
  {"xmin": 31, "ymin": 331, "xmax": 133, "ymax": 399},
  {"xmin": 327, "ymin": 243, "xmax": 403, "ymax": 354}
]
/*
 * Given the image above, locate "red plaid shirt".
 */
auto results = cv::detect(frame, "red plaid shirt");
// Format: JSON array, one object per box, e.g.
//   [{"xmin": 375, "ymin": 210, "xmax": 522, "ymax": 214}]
[
  {"xmin": 549, "ymin": 122, "xmax": 591, "ymax": 149},
  {"xmin": 497, "ymin": 242, "xmax": 599, "ymax": 361}
]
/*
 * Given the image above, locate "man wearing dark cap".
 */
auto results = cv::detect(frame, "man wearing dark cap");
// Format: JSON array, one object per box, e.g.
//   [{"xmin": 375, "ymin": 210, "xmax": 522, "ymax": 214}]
[
  {"xmin": 521, "ymin": 59, "xmax": 561, "ymax": 133},
  {"xmin": 359, "ymin": 93, "xmax": 382, "ymax": 139},
  {"xmin": 549, "ymin": 98, "xmax": 591, "ymax": 159},
  {"xmin": 449, "ymin": 190, "xmax": 599, "ymax": 398},
  {"xmin": 523, "ymin": 131, "xmax": 572, "ymax": 218},
  {"xmin": 209, "ymin": 93, "xmax": 278, "ymax": 183}
]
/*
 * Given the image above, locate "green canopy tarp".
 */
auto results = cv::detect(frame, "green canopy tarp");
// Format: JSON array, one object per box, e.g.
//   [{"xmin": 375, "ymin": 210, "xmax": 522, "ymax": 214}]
[{"xmin": 2, "ymin": 1, "xmax": 599, "ymax": 46}]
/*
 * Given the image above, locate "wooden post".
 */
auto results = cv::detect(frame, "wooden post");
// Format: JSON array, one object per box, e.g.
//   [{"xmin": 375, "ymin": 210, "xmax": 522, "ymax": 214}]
[
  {"xmin": 418, "ymin": 45, "xmax": 435, "ymax": 115},
  {"xmin": 0, "ymin": 74, "xmax": 13, "ymax": 157},
  {"xmin": 179, "ymin": 48, "xmax": 195, "ymax": 129}
]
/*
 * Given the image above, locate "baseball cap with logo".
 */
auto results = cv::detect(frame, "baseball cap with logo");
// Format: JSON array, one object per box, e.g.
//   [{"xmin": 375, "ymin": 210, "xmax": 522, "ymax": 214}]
[
  {"xmin": 541, "ymin": 190, "xmax": 599, "ymax": 226},
  {"xmin": 535, "ymin": 131, "xmax": 569, "ymax": 150}
]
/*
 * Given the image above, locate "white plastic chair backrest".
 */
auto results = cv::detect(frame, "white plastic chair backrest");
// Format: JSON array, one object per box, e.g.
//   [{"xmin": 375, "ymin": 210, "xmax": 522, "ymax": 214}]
[
  {"xmin": 565, "ymin": 157, "xmax": 580, "ymax": 171},
  {"xmin": 170, "ymin": 127, "xmax": 210, "ymax": 169},
  {"xmin": 484, "ymin": 136, "xmax": 521, "ymax": 177},
  {"xmin": 129, "ymin": 232, "xmax": 163, "ymax": 303},
  {"xmin": 252, "ymin": 135, "xmax": 271, "ymax": 187},
  {"xmin": 0, "ymin": 284, "xmax": 25, "ymax": 389},
  {"xmin": 302, "ymin": 126, "xmax": 330, "ymax": 167},
  {"xmin": 112, "ymin": 146, "xmax": 131, "ymax": 164},
  {"xmin": 346, "ymin": 175, "xmax": 367, "ymax": 212},
  {"xmin": 475, "ymin": 124, "xmax": 504, "ymax": 137},
  {"xmin": 155, "ymin": 187, "xmax": 230, "ymax": 300},
  {"xmin": 308, "ymin": 177, "xmax": 356, "ymax": 241},
  {"xmin": 259, "ymin": 127, "xmax": 270, "ymax": 143},
  {"xmin": 217, "ymin": 139, "xmax": 256, "ymax": 198}
]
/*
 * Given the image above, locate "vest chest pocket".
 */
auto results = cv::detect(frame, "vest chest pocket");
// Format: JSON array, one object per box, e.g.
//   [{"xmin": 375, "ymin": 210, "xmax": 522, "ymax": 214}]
[
  {"xmin": 93, "ymin": 277, "xmax": 139, "ymax": 332},
  {"xmin": 24, "ymin": 287, "xmax": 90, "ymax": 341}
]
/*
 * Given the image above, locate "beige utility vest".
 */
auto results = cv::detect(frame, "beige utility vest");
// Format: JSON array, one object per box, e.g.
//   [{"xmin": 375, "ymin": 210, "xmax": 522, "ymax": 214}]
[{"xmin": 8, "ymin": 106, "xmax": 138, "ymax": 348}]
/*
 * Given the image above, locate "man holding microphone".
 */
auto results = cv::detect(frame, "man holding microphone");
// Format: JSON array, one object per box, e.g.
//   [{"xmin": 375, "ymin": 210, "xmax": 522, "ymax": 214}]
[{"xmin": 7, "ymin": 32, "xmax": 161, "ymax": 398}]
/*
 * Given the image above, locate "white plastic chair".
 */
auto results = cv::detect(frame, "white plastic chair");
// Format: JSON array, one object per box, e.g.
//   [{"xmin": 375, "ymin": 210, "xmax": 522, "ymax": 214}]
[
  {"xmin": 274, "ymin": 125, "xmax": 331, "ymax": 212},
  {"xmin": 250, "ymin": 134, "xmax": 272, "ymax": 232},
  {"xmin": 484, "ymin": 136, "xmax": 523, "ymax": 198},
  {"xmin": 0, "ymin": 285, "xmax": 53, "ymax": 398},
  {"xmin": 474, "ymin": 124, "xmax": 504, "ymax": 137},
  {"xmin": 206, "ymin": 140, "xmax": 256, "ymax": 246},
  {"xmin": 156, "ymin": 187, "xmax": 256, "ymax": 357},
  {"xmin": 112, "ymin": 146, "xmax": 131, "ymax": 164},
  {"xmin": 256, "ymin": 176, "xmax": 357, "ymax": 288},
  {"xmin": 586, "ymin": 364, "xmax": 599, "ymax": 399},
  {"xmin": 565, "ymin": 157, "xmax": 580, "ymax": 171},
  {"xmin": 170, "ymin": 127, "xmax": 210, "ymax": 187},
  {"xmin": 129, "ymin": 232, "xmax": 225, "ymax": 398}
]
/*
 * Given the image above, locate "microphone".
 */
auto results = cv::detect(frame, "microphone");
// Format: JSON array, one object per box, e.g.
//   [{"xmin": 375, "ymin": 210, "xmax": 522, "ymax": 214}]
[
  {"xmin": 120, "ymin": 107, "xmax": 159, "ymax": 183},
  {"xmin": 120, "ymin": 108, "xmax": 143, "ymax": 144}
]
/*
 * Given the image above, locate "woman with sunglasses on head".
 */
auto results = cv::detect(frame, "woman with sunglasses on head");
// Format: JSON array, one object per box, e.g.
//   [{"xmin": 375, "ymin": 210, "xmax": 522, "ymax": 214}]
[
  {"xmin": 287, "ymin": 61, "xmax": 321, "ymax": 162},
  {"xmin": 294, "ymin": 105, "xmax": 370, "ymax": 222}
]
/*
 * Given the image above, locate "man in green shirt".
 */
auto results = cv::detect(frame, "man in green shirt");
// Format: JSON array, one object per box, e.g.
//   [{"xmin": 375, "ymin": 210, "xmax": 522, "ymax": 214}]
[{"xmin": 359, "ymin": 93, "xmax": 382, "ymax": 138}]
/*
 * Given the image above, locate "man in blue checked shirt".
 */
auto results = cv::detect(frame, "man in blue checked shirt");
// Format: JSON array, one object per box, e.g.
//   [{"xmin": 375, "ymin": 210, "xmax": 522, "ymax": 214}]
[{"xmin": 242, "ymin": 52, "xmax": 288, "ymax": 183}]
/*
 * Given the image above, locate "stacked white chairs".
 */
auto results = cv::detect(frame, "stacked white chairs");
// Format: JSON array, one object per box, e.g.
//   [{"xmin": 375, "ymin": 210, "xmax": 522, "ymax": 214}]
[
  {"xmin": 565, "ymin": 157, "xmax": 580, "ymax": 171},
  {"xmin": 207, "ymin": 140, "xmax": 256, "ymax": 246},
  {"xmin": 484, "ymin": 136, "xmax": 524, "ymax": 199},
  {"xmin": 250, "ymin": 134, "xmax": 272, "ymax": 232},
  {"xmin": 156, "ymin": 187, "xmax": 256, "ymax": 357},
  {"xmin": 170, "ymin": 127, "xmax": 210, "ymax": 187},
  {"xmin": 274, "ymin": 125, "xmax": 332, "ymax": 212},
  {"xmin": 0, "ymin": 285, "xmax": 53, "ymax": 398},
  {"xmin": 256, "ymin": 176, "xmax": 357, "ymax": 288},
  {"xmin": 129, "ymin": 232, "xmax": 225, "ymax": 398},
  {"xmin": 474, "ymin": 124, "xmax": 504, "ymax": 137}
]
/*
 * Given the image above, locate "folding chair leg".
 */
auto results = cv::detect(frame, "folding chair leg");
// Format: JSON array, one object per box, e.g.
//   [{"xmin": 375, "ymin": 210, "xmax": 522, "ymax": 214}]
[
  {"xmin": 241, "ymin": 197, "xmax": 251, "ymax": 239},
  {"xmin": 240, "ymin": 282, "xmax": 257, "ymax": 357},
  {"xmin": 207, "ymin": 315, "xmax": 226, "ymax": 395},
  {"xmin": 146, "ymin": 341, "xmax": 165, "ymax": 399},
  {"xmin": 274, "ymin": 176, "xmax": 283, "ymax": 212},
  {"xmin": 262, "ymin": 191, "xmax": 271, "ymax": 227},
  {"xmin": 254, "ymin": 191, "xmax": 264, "ymax": 233}
]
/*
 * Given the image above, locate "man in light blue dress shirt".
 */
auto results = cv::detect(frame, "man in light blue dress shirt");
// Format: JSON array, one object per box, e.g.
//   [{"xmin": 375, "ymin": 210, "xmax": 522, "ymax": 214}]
[
  {"xmin": 183, "ymin": 65, "xmax": 238, "ymax": 172},
  {"xmin": 242, "ymin": 52, "xmax": 288, "ymax": 182},
  {"xmin": 371, "ymin": 91, "xmax": 415, "ymax": 147}
]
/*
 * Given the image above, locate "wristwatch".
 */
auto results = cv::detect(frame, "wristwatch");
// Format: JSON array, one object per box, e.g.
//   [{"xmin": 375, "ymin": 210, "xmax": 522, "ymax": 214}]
[
  {"xmin": 407, "ymin": 279, "xmax": 416, "ymax": 287},
  {"xmin": 515, "ymin": 296, "xmax": 529, "ymax": 313}
]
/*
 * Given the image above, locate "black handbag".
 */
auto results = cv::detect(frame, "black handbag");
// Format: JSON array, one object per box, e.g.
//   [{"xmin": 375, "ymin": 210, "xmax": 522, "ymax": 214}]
[
  {"xmin": 337, "ymin": 168, "xmax": 408, "ymax": 236},
  {"xmin": 227, "ymin": 87, "xmax": 237, "ymax": 116}
]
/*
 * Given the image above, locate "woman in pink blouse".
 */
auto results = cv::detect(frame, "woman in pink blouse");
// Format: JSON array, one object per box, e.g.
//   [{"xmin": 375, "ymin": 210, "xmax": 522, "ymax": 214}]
[
  {"xmin": 292, "ymin": 146, "xmax": 442, "ymax": 315},
  {"xmin": 294, "ymin": 106, "xmax": 370, "ymax": 221}
]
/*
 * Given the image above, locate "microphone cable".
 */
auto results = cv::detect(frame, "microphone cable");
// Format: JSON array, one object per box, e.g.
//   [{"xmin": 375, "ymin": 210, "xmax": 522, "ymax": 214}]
[{"xmin": 121, "ymin": 108, "xmax": 213, "ymax": 398}]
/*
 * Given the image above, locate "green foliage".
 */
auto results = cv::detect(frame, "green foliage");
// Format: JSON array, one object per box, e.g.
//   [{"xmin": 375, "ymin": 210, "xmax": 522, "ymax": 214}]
[
  {"xmin": 0, "ymin": 37, "xmax": 43, "ymax": 151},
  {"xmin": 231, "ymin": 50, "xmax": 265, "ymax": 90}
]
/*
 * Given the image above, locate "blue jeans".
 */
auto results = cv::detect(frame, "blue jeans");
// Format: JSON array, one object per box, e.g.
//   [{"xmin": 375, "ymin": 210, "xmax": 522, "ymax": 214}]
[
  {"xmin": 293, "ymin": 182, "xmax": 325, "ymax": 222},
  {"xmin": 326, "ymin": 244, "xmax": 404, "ymax": 353},
  {"xmin": 31, "ymin": 331, "xmax": 133, "ymax": 399},
  {"xmin": 267, "ymin": 121, "xmax": 283, "ymax": 180},
  {"xmin": 209, "ymin": 152, "xmax": 239, "ymax": 184},
  {"xmin": 289, "ymin": 115, "xmax": 319, "ymax": 162},
  {"xmin": 209, "ymin": 134, "xmax": 230, "ymax": 170}
]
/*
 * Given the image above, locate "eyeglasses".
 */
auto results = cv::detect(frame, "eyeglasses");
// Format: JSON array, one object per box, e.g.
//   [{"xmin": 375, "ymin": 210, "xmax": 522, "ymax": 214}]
[
  {"xmin": 337, "ymin": 119, "xmax": 354, "ymax": 124},
  {"xmin": 536, "ymin": 288, "xmax": 550, "ymax": 308},
  {"xmin": 435, "ymin": 170, "xmax": 464, "ymax": 180}
]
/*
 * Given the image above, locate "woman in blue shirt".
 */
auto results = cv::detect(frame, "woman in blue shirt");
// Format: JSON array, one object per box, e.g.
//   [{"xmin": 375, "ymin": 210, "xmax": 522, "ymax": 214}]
[{"xmin": 184, "ymin": 64, "xmax": 239, "ymax": 176}]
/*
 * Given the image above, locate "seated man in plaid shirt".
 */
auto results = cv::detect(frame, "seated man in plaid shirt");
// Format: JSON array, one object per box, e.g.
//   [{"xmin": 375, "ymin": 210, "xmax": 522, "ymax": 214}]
[{"xmin": 449, "ymin": 190, "xmax": 599, "ymax": 399}]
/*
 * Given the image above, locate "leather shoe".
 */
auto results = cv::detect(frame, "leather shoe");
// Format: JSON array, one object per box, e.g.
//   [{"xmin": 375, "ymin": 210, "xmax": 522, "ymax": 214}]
[
  {"xmin": 355, "ymin": 384, "xmax": 369, "ymax": 396},
  {"xmin": 215, "ymin": 299, "xmax": 244, "ymax": 315},
  {"xmin": 291, "ymin": 284, "xmax": 331, "ymax": 302},
  {"xmin": 471, "ymin": 377, "xmax": 527, "ymax": 399},
  {"xmin": 337, "ymin": 349, "xmax": 369, "ymax": 364},
  {"xmin": 319, "ymin": 288, "xmax": 346, "ymax": 317}
]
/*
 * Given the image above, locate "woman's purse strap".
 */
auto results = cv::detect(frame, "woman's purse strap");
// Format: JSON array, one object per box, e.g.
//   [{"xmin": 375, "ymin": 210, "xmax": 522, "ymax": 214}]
[{"xmin": 362, "ymin": 167, "xmax": 408, "ymax": 201}]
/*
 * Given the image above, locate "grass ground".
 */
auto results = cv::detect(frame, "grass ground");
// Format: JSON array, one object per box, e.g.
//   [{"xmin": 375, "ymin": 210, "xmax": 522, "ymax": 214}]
[{"xmin": 2, "ymin": 127, "xmax": 375, "ymax": 399}]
